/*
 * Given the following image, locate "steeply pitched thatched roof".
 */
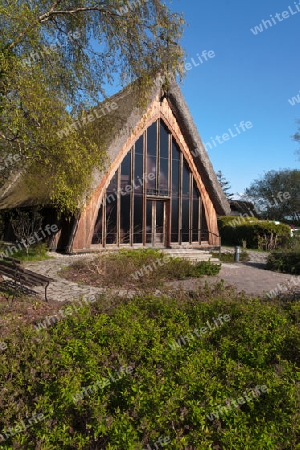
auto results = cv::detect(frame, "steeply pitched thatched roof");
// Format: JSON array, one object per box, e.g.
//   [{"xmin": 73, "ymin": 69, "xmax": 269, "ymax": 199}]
[
  {"xmin": 0, "ymin": 76, "xmax": 230, "ymax": 215},
  {"xmin": 166, "ymin": 79, "xmax": 230, "ymax": 216}
]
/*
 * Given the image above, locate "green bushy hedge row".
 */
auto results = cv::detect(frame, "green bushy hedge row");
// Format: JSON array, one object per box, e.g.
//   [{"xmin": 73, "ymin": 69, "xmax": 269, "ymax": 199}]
[
  {"xmin": 0, "ymin": 288, "xmax": 299, "ymax": 449},
  {"xmin": 218, "ymin": 216, "xmax": 291, "ymax": 250},
  {"xmin": 266, "ymin": 252, "xmax": 300, "ymax": 275}
]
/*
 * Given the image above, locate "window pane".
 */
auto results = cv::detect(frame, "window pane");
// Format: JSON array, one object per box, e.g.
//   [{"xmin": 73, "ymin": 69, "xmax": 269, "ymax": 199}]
[
  {"xmin": 171, "ymin": 138, "xmax": 180, "ymax": 241},
  {"xmin": 92, "ymin": 203, "xmax": 103, "ymax": 244},
  {"xmin": 171, "ymin": 198, "xmax": 179, "ymax": 242},
  {"xmin": 147, "ymin": 122, "xmax": 157, "ymax": 157},
  {"xmin": 182, "ymin": 160, "xmax": 190, "ymax": 197},
  {"xmin": 192, "ymin": 180, "xmax": 200, "ymax": 242},
  {"xmin": 120, "ymin": 151, "xmax": 131, "ymax": 244},
  {"xmin": 146, "ymin": 200, "xmax": 152, "ymax": 243},
  {"xmin": 159, "ymin": 121, "xmax": 169, "ymax": 194},
  {"xmin": 120, "ymin": 194, "xmax": 130, "ymax": 243},
  {"xmin": 172, "ymin": 157, "xmax": 179, "ymax": 196},
  {"xmin": 133, "ymin": 193, "xmax": 143, "ymax": 243},
  {"xmin": 172, "ymin": 138, "xmax": 180, "ymax": 161},
  {"xmin": 135, "ymin": 135, "xmax": 143, "ymax": 156},
  {"xmin": 121, "ymin": 150, "xmax": 131, "ymax": 188},
  {"xmin": 181, "ymin": 160, "xmax": 190, "ymax": 242},
  {"xmin": 181, "ymin": 199, "xmax": 189, "ymax": 242},
  {"xmin": 146, "ymin": 122, "xmax": 157, "ymax": 192},
  {"xmin": 201, "ymin": 202, "xmax": 208, "ymax": 241},
  {"xmin": 106, "ymin": 172, "xmax": 118, "ymax": 244},
  {"xmin": 133, "ymin": 140, "xmax": 144, "ymax": 243}
]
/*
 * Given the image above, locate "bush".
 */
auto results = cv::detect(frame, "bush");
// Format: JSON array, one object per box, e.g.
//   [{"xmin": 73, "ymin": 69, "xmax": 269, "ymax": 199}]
[
  {"xmin": 0, "ymin": 288, "xmax": 299, "ymax": 449},
  {"xmin": 218, "ymin": 216, "xmax": 290, "ymax": 250},
  {"xmin": 3, "ymin": 242, "xmax": 52, "ymax": 261},
  {"xmin": 63, "ymin": 249, "xmax": 221, "ymax": 290},
  {"xmin": 266, "ymin": 251, "xmax": 300, "ymax": 275}
]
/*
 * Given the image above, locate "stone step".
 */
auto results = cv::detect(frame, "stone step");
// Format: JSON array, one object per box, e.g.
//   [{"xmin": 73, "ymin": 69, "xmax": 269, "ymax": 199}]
[{"xmin": 161, "ymin": 249, "xmax": 220, "ymax": 264}]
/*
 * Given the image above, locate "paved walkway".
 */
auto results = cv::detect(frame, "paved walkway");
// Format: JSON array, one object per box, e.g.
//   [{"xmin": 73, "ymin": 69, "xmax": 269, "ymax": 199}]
[
  {"xmin": 22, "ymin": 251, "xmax": 300, "ymax": 302},
  {"xmin": 25, "ymin": 254, "xmax": 106, "ymax": 303},
  {"xmin": 167, "ymin": 262, "xmax": 300, "ymax": 297}
]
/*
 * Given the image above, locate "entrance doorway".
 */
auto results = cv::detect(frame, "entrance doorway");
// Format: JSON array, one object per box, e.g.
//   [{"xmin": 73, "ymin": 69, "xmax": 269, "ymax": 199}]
[{"xmin": 146, "ymin": 200, "xmax": 169, "ymax": 247}]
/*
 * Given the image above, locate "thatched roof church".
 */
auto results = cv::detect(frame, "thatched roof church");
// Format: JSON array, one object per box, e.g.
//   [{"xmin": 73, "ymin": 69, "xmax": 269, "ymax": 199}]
[{"xmin": 0, "ymin": 77, "xmax": 230, "ymax": 252}]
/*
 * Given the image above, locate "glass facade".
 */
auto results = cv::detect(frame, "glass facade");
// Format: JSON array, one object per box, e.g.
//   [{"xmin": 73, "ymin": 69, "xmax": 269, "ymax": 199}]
[{"xmin": 92, "ymin": 119, "xmax": 207, "ymax": 247}]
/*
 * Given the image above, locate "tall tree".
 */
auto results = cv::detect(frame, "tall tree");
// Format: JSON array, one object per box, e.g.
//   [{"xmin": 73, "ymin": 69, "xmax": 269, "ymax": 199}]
[
  {"xmin": 0, "ymin": 0, "xmax": 184, "ymax": 213},
  {"xmin": 245, "ymin": 169, "xmax": 300, "ymax": 222},
  {"xmin": 216, "ymin": 170, "xmax": 234, "ymax": 200}
]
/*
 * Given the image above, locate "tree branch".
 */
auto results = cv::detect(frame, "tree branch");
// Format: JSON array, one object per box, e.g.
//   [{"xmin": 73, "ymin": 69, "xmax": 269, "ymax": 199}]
[{"xmin": 8, "ymin": 3, "xmax": 119, "ymax": 50}]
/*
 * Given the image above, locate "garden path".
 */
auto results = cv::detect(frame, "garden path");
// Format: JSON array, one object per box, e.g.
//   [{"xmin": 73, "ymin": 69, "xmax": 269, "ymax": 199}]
[{"xmin": 23, "ymin": 250, "xmax": 300, "ymax": 302}]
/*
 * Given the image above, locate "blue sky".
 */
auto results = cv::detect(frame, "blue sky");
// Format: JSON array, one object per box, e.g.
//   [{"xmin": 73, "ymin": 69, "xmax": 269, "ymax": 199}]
[{"xmin": 173, "ymin": 0, "xmax": 300, "ymax": 196}]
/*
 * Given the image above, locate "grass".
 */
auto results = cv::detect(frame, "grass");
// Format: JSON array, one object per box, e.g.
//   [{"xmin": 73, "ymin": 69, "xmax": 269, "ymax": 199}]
[
  {"xmin": 212, "ymin": 250, "xmax": 249, "ymax": 262},
  {"xmin": 0, "ymin": 242, "xmax": 53, "ymax": 261}
]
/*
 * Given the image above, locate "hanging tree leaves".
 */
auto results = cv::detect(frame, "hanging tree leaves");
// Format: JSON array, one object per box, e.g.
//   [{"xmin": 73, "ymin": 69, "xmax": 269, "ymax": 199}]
[{"xmin": 0, "ymin": 0, "xmax": 185, "ymax": 213}]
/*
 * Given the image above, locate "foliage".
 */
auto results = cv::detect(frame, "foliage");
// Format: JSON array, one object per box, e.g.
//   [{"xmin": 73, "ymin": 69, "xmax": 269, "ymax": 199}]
[
  {"xmin": 0, "ymin": 0, "xmax": 185, "ymax": 213},
  {"xmin": 264, "ymin": 229, "xmax": 300, "ymax": 274},
  {"xmin": 9, "ymin": 208, "xmax": 42, "ymax": 257},
  {"xmin": 216, "ymin": 170, "xmax": 234, "ymax": 200},
  {"xmin": 0, "ymin": 286, "xmax": 299, "ymax": 449},
  {"xmin": 212, "ymin": 250, "xmax": 249, "ymax": 262},
  {"xmin": 267, "ymin": 251, "xmax": 300, "ymax": 275},
  {"xmin": 63, "ymin": 248, "xmax": 221, "ymax": 290},
  {"xmin": 218, "ymin": 216, "xmax": 291, "ymax": 250},
  {"xmin": 244, "ymin": 169, "xmax": 300, "ymax": 222},
  {"xmin": 10, "ymin": 242, "xmax": 52, "ymax": 261}
]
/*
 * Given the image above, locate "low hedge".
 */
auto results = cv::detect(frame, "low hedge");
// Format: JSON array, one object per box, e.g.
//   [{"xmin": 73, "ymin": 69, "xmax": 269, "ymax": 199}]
[
  {"xmin": 266, "ymin": 251, "xmax": 300, "ymax": 274},
  {"xmin": 218, "ymin": 216, "xmax": 291, "ymax": 250}
]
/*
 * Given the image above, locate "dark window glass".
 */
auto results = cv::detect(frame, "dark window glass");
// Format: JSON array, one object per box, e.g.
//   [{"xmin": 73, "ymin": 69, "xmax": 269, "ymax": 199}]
[
  {"xmin": 146, "ymin": 122, "xmax": 157, "ymax": 192},
  {"xmin": 120, "ymin": 195, "xmax": 130, "ymax": 243},
  {"xmin": 146, "ymin": 200, "xmax": 153, "ymax": 243},
  {"xmin": 121, "ymin": 150, "xmax": 131, "ymax": 188},
  {"xmin": 133, "ymin": 139, "xmax": 144, "ymax": 243},
  {"xmin": 159, "ymin": 121, "xmax": 169, "ymax": 194},
  {"xmin": 160, "ymin": 121, "xmax": 169, "ymax": 159},
  {"xmin": 147, "ymin": 154, "xmax": 156, "ymax": 191},
  {"xmin": 172, "ymin": 157, "xmax": 179, "ymax": 196},
  {"xmin": 133, "ymin": 193, "xmax": 143, "ymax": 243},
  {"xmin": 182, "ymin": 160, "xmax": 190, "ymax": 197},
  {"xmin": 135, "ymin": 135, "xmax": 143, "ymax": 156},
  {"xmin": 201, "ymin": 202, "xmax": 208, "ymax": 241},
  {"xmin": 106, "ymin": 172, "xmax": 118, "ymax": 244},
  {"xmin": 171, "ymin": 198, "xmax": 179, "ymax": 242},
  {"xmin": 134, "ymin": 136, "xmax": 143, "ymax": 192},
  {"xmin": 181, "ymin": 199, "xmax": 189, "ymax": 242},
  {"xmin": 181, "ymin": 160, "xmax": 190, "ymax": 242},
  {"xmin": 172, "ymin": 138, "xmax": 180, "ymax": 161},
  {"xmin": 120, "ymin": 151, "xmax": 131, "ymax": 243},
  {"xmin": 192, "ymin": 180, "xmax": 200, "ymax": 242},
  {"xmin": 92, "ymin": 203, "xmax": 103, "ymax": 244},
  {"xmin": 147, "ymin": 122, "xmax": 157, "ymax": 157}
]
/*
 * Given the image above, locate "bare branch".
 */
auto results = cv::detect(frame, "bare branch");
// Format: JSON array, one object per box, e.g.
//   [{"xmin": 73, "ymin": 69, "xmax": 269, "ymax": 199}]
[{"xmin": 8, "ymin": 3, "xmax": 118, "ymax": 50}]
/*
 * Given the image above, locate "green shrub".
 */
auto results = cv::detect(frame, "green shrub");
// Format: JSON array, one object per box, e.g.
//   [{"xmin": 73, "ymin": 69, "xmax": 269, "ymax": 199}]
[
  {"xmin": 0, "ymin": 288, "xmax": 299, "ymax": 449},
  {"xmin": 63, "ymin": 249, "xmax": 221, "ymax": 290},
  {"xmin": 6, "ymin": 242, "xmax": 52, "ymax": 261},
  {"xmin": 218, "ymin": 216, "xmax": 290, "ymax": 250},
  {"xmin": 266, "ymin": 252, "xmax": 300, "ymax": 275}
]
